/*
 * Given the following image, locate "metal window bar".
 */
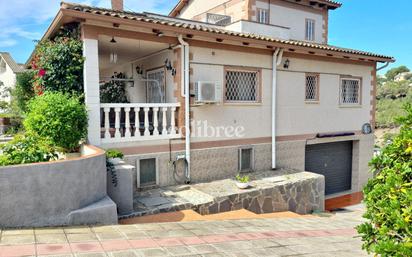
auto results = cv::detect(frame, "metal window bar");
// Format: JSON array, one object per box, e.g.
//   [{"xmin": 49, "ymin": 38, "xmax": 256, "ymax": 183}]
[
  {"xmin": 206, "ymin": 13, "xmax": 232, "ymax": 26},
  {"xmin": 306, "ymin": 19, "xmax": 315, "ymax": 41},
  {"xmin": 341, "ymin": 79, "xmax": 360, "ymax": 104},
  {"xmin": 225, "ymin": 70, "xmax": 258, "ymax": 102},
  {"xmin": 305, "ymin": 75, "xmax": 318, "ymax": 101},
  {"xmin": 257, "ymin": 9, "xmax": 269, "ymax": 24}
]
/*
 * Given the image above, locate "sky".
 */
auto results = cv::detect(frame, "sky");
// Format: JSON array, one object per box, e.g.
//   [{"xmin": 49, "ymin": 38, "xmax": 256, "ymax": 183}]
[{"xmin": 0, "ymin": 0, "xmax": 410, "ymax": 74}]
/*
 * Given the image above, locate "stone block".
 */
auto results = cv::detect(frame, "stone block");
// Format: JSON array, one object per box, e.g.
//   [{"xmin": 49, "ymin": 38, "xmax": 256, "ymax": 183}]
[
  {"xmin": 107, "ymin": 163, "xmax": 134, "ymax": 215},
  {"xmin": 66, "ymin": 196, "xmax": 118, "ymax": 226}
]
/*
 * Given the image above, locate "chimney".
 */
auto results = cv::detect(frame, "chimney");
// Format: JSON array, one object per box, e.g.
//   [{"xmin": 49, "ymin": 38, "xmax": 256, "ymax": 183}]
[{"xmin": 111, "ymin": 0, "xmax": 123, "ymax": 11}]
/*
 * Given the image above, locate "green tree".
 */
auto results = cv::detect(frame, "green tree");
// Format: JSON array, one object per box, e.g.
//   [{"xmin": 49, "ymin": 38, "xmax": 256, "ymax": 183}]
[
  {"xmin": 11, "ymin": 70, "xmax": 35, "ymax": 114},
  {"xmin": 357, "ymin": 105, "xmax": 412, "ymax": 256},
  {"xmin": 385, "ymin": 66, "xmax": 410, "ymax": 81}
]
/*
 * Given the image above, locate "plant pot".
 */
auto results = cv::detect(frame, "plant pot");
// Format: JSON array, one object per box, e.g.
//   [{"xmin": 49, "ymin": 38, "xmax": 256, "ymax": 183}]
[
  {"xmin": 108, "ymin": 157, "xmax": 123, "ymax": 165},
  {"xmin": 236, "ymin": 182, "xmax": 250, "ymax": 189}
]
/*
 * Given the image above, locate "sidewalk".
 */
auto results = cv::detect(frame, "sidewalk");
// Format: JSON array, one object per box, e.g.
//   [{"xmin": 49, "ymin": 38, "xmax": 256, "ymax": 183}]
[{"xmin": 0, "ymin": 205, "xmax": 369, "ymax": 257}]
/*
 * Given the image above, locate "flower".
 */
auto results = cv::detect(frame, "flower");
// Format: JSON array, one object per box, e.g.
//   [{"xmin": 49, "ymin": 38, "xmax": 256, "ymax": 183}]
[{"xmin": 38, "ymin": 69, "xmax": 46, "ymax": 77}]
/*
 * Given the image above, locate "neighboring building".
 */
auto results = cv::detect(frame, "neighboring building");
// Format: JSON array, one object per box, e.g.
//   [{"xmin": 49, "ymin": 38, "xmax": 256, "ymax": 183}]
[
  {"xmin": 0, "ymin": 52, "xmax": 25, "ymax": 104},
  {"xmin": 394, "ymin": 72, "xmax": 412, "ymax": 82},
  {"xmin": 35, "ymin": 0, "xmax": 394, "ymax": 202}
]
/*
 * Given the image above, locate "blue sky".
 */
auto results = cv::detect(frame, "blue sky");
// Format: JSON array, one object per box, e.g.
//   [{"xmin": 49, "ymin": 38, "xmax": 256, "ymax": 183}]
[{"xmin": 0, "ymin": 0, "xmax": 409, "ymax": 74}]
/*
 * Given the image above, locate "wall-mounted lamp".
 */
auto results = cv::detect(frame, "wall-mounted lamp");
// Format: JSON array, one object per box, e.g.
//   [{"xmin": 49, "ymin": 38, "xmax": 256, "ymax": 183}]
[
  {"xmin": 283, "ymin": 59, "xmax": 290, "ymax": 69},
  {"xmin": 135, "ymin": 65, "xmax": 144, "ymax": 75},
  {"xmin": 165, "ymin": 59, "xmax": 177, "ymax": 77}
]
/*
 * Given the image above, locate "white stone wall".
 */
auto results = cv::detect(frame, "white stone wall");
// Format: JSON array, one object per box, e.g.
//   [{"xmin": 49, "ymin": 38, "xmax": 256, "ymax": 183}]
[
  {"xmin": 255, "ymin": 0, "xmax": 324, "ymax": 43},
  {"xmin": 177, "ymin": 0, "xmax": 229, "ymax": 19},
  {"xmin": 189, "ymin": 46, "xmax": 374, "ymax": 141}
]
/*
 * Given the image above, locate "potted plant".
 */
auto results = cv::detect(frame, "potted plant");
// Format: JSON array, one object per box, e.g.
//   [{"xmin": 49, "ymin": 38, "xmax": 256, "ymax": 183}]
[
  {"xmin": 106, "ymin": 149, "xmax": 124, "ymax": 164},
  {"xmin": 235, "ymin": 174, "xmax": 250, "ymax": 189}
]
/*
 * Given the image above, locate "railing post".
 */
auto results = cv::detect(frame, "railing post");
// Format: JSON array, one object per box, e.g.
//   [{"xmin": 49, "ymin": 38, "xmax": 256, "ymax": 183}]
[
  {"xmin": 162, "ymin": 107, "xmax": 168, "ymax": 135},
  {"xmin": 170, "ymin": 107, "xmax": 176, "ymax": 135},
  {"xmin": 104, "ymin": 107, "xmax": 111, "ymax": 139},
  {"xmin": 114, "ymin": 107, "xmax": 121, "ymax": 138},
  {"xmin": 134, "ymin": 106, "xmax": 140, "ymax": 137},
  {"xmin": 124, "ymin": 107, "xmax": 131, "ymax": 138},
  {"xmin": 153, "ymin": 107, "xmax": 159, "ymax": 136},
  {"xmin": 144, "ymin": 107, "xmax": 150, "ymax": 136}
]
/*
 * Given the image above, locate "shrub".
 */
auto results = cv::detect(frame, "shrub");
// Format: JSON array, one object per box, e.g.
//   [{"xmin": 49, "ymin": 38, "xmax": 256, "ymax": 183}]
[
  {"xmin": 24, "ymin": 92, "xmax": 88, "ymax": 153},
  {"xmin": 31, "ymin": 24, "xmax": 84, "ymax": 96},
  {"xmin": 106, "ymin": 149, "xmax": 124, "ymax": 159},
  {"xmin": 100, "ymin": 72, "xmax": 129, "ymax": 103},
  {"xmin": 11, "ymin": 70, "xmax": 36, "ymax": 114},
  {"xmin": 0, "ymin": 133, "xmax": 58, "ymax": 166},
  {"xmin": 357, "ymin": 104, "xmax": 412, "ymax": 256}
]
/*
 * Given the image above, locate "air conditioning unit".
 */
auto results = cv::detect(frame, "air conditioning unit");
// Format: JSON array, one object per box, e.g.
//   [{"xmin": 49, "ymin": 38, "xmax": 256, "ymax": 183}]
[{"xmin": 195, "ymin": 81, "xmax": 221, "ymax": 104}]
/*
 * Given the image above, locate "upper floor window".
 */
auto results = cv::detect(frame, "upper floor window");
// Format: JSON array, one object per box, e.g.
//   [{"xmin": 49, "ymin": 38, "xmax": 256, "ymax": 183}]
[
  {"xmin": 225, "ymin": 68, "xmax": 260, "ymax": 103},
  {"xmin": 340, "ymin": 78, "xmax": 361, "ymax": 105},
  {"xmin": 305, "ymin": 19, "xmax": 315, "ymax": 41},
  {"xmin": 257, "ymin": 8, "xmax": 269, "ymax": 24},
  {"xmin": 305, "ymin": 73, "xmax": 319, "ymax": 102}
]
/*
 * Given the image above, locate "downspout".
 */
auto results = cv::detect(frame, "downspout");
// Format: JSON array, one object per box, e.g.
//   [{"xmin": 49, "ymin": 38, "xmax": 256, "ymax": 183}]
[
  {"xmin": 178, "ymin": 35, "xmax": 191, "ymax": 183},
  {"xmin": 377, "ymin": 61, "xmax": 390, "ymax": 71},
  {"xmin": 272, "ymin": 48, "xmax": 283, "ymax": 170}
]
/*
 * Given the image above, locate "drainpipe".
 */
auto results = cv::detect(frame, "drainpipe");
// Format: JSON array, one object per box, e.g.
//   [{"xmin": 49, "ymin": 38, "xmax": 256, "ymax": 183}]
[
  {"xmin": 272, "ymin": 48, "xmax": 283, "ymax": 170},
  {"xmin": 178, "ymin": 35, "xmax": 191, "ymax": 183},
  {"xmin": 377, "ymin": 61, "xmax": 390, "ymax": 71}
]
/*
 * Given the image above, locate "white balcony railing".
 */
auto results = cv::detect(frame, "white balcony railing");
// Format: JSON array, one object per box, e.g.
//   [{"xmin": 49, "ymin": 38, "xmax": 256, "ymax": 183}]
[{"xmin": 100, "ymin": 103, "xmax": 181, "ymax": 143}]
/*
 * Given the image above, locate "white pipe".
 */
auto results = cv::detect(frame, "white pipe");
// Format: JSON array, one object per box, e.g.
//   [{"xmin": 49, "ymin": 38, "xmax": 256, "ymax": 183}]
[
  {"xmin": 178, "ymin": 35, "xmax": 191, "ymax": 183},
  {"xmin": 272, "ymin": 48, "xmax": 282, "ymax": 170}
]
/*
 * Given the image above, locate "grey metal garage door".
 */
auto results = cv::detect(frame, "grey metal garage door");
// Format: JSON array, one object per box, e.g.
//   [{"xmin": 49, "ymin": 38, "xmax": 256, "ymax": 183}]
[{"xmin": 305, "ymin": 141, "xmax": 353, "ymax": 195}]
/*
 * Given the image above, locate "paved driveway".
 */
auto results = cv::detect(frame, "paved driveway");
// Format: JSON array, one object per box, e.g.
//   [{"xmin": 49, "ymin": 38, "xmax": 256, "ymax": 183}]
[{"xmin": 0, "ymin": 204, "xmax": 369, "ymax": 257}]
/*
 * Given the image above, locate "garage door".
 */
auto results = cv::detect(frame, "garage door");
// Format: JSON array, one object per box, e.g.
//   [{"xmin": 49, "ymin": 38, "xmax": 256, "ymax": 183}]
[{"xmin": 305, "ymin": 141, "xmax": 353, "ymax": 195}]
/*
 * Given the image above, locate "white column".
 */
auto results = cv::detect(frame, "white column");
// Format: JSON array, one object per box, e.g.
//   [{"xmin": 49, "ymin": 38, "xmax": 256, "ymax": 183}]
[
  {"xmin": 83, "ymin": 38, "xmax": 101, "ymax": 146},
  {"xmin": 124, "ymin": 107, "xmax": 131, "ymax": 138},
  {"xmin": 114, "ymin": 107, "xmax": 121, "ymax": 138},
  {"xmin": 162, "ymin": 107, "xmax": 168, "ymax": 135},
  {"xmin": 153, "ymin": 107, "xmax": 159, "ymax": 136},
  {"xmin": 170, "ymin": 107, "xmax": 176, "ymax": 135},
  {"xmin": 144, "ymin": 107, "xmax": 150, "ymax": 136},
  {"xmin": 104, "ymin": 107, "xmax": 111, "ymax": 139}
]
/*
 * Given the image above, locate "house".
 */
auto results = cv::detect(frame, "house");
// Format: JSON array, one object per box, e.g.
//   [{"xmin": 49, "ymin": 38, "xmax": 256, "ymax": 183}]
[
  {"xmin": 394, "ymin": 72, "xmax": 412, "ymax": 82},
  {"xmin": 0, "ymin": 52, "xmax": 25, "ymax": 105},
  {"xmin": 37, "ymin": 0, "xmax": 394, "ymax": 201}
]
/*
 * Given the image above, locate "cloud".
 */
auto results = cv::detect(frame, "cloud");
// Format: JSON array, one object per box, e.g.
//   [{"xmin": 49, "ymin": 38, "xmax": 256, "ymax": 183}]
[{"xmin": 0, "ymin": 39, "xmax": 18, "ymax": 48}]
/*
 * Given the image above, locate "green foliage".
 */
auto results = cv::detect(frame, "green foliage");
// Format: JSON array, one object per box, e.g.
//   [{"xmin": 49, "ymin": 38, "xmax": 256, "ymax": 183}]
[
  {"xmin": 106, "ymin": 149, "xmax": 124, "ymax": 159},
  {"xmin": 31, "ymin": 23, "xmax": 84, "ymax": 95},
  {"xmin": 0, "ymin": 133, "xmax": 58, "ymax": 166},
  {"xmin": 235, "ymin": 174, "xmax": 250, "ymax": 183},
  {"xmin": 100, "ymin": 72, "xmax": 129, "ymax": 103},
  {"xmin": 357, "ymin": 105, "xmax": 412, "ymax": 257},
  {"xmin": 12, "ymin": 70, "xmax": 36, "ymax": 114},
  {"xmin": 24, "ymin": 92, "xmax": 88, "ymax": 153},
  {"xmin": 385, "ymin": 65, "xmax": 410, "ymax": 81},
  {"xmin": 375, "ymin": 73, "xmax": 412, "ymax": 128}
]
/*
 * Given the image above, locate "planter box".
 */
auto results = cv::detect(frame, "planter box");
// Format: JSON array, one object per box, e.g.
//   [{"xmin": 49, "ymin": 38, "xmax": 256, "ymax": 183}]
[{"xmin": 0, "ymin": 145, "xmax": 118, "ymax": 228}]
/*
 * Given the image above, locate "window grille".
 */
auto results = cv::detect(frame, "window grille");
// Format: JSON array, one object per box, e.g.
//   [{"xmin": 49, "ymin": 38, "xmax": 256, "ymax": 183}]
[
  {"xmin": 305, "ymin": 19, "xmax": 315, "ymax": 41},
  {"xmin": 225, "ymin": 69, "xmax": 259, "ymax": 102},
  {"xmin": 239, "ymin": 148, "xmax": 254, "ymax": 172},
  {"xmin": 257, "ymin": 8, "xmax": 269, "ymax": 24},
  {"xmin": 340, "ymin": 78, "xmax": 361, "ymax": 105},
  {"xmin": 305, "ymin": 74, "xmax": 319, "ymax": 101},
  {"xmin": 206, "ymin": 13, "xmax": 231, "ymax": 26}
]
